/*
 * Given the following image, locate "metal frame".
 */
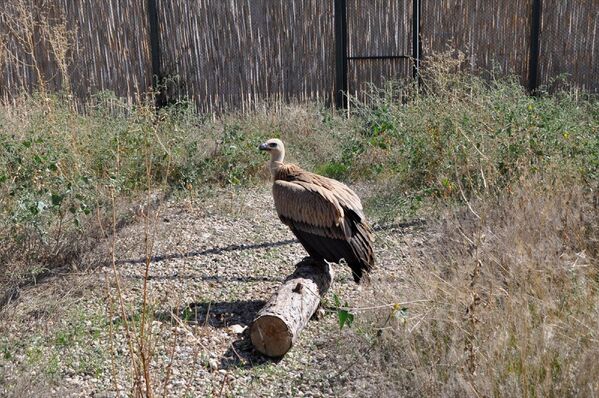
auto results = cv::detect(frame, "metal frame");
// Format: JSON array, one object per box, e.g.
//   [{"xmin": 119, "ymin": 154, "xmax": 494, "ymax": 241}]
[
  {"xmin": 147, "ymin": 0, "xmax": 165, "ymax": 107},
  {"xmin": 528, "ymin": 0, "xmax": 542, "ymax": 92},
  {"xmin": 412, "ymin": 0, "xmax": 421, "ymax": 79},
  {"xmin": 334, "ymin": 0, "xmax": 348, "ymax": 109},
  {"xmin": 334, "ymin": 0, "xmax": 421, "ymax": 109}
]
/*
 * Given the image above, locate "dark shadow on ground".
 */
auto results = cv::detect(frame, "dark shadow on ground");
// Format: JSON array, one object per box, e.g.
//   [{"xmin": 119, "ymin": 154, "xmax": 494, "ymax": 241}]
[
  {"xmin": 124, "ymin": 274, "xmax": 285, "ymax": 283},
  {"xmin": 116, "ymin": 220, "xmax": 426, "ymax": 267},
  {"xmin": 116, "ymin": 238, "xmax": 298, "ymax": 265},
  {"xmin": 220, "ymin": 329, "xmax": 278, "ymax": 370},
  {"xmin": 157, "ymin": 299, "xmax": 266, "ymax": 328},
  {"xmin": 155, "ymin": 299, "xmax": 275, "ymax": 369}
]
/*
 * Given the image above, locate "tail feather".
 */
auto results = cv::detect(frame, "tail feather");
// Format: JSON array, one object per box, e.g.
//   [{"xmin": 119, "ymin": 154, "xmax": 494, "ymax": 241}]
[{"xmin": 290, "ymin": 225, "xmax": 374, "ymax": 283}]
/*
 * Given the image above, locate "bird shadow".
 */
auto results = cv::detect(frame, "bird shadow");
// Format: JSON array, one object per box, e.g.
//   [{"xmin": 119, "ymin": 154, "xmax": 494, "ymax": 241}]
[{"xmin": 155, "ymin": 299, "xmax": 276, "ymax": 369}]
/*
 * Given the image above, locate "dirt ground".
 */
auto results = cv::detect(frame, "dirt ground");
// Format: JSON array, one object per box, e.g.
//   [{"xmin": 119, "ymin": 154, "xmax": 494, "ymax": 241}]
[{"xmin": 0, "ymin": 184, "xmax": 427, "ymax": 397}]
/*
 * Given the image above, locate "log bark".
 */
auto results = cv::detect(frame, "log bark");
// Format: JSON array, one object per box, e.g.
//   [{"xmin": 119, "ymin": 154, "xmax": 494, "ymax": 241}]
[{"xmin": 250, "ymin": 258, "xmax": 333, "ymax": 357}]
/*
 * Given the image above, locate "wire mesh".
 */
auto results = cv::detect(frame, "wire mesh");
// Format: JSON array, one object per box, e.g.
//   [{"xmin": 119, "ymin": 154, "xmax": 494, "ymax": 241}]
[{"xmin": 537, "ymin": 0, "xmax": 598, "ymax": 92}]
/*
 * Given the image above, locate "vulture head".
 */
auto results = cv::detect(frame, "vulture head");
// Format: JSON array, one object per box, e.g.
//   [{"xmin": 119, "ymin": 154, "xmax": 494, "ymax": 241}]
[{"xmin": 259, "ymin": 138, "xmax": 285, "ymax": 164}]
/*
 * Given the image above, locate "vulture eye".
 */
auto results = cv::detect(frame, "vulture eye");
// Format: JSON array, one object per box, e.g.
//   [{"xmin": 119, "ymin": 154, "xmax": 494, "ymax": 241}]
[{"xmin": 269, "ymin": 143, "xmax": 276, "ymax": 148}]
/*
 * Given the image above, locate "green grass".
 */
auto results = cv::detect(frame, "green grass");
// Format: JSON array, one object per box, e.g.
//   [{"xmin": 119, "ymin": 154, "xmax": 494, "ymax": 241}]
[
  {"xmin": 1, "ymin": 57, "xmax": 597, "ymax": 302},
  {"xmin": 0, "ymin": 53, "xmax": 597, "ymax": 395}
]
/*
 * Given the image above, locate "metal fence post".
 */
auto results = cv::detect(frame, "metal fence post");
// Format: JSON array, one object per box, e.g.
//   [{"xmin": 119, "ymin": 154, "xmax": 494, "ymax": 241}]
[
  {"xmin": 412, "ymin": 0, "xmax": 421, "ymax": 80},
  {"xmin": 147, "ymin": 0, "xmax": 165, "ymax": 107},
  {"xmin": 334, "ymin": 0, "xmax": 348, "ymax": 109},
  {"xmin": 528, "ymin": 0, "xmax": 542, "ymax": 92}
]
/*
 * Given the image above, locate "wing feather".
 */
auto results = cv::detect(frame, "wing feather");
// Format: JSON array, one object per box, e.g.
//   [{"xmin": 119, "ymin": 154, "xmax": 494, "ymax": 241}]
[
  {"xmin": 273, "ymin": 180, "xmax": 344, "ymax": 229},
  {"xmin": 294, "ymin": 173, "xmax": 365, "ymax": 220},
  {"xmin": 271, "ymin": 164, "xmax": 374, "ymax": 282}
]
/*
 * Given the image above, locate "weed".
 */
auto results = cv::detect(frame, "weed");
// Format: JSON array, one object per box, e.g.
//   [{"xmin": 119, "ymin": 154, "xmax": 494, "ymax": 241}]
[
  {"xmin": 1, "ymin": 47, "xmax": 597, "ymax": 397},
  {"xmin": 330, "ymin": 180, "xmax": 599, "ymax": 396},
  {"xmin": 346, "ymin": 52, "xmax": 597, "ymax": 219}
]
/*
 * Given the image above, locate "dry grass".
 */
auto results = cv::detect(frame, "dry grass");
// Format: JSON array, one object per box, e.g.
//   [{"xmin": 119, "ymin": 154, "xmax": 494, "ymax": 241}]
[
  {"xmin": 0, "ymin": 94, "xmax": 352, "ymax": 305},
  {"xmin": 333, "ymin": 178, "xmax": 598, "ymax": 397},
  {"xmin": 0, "ymin": 11, "xmax": 597, "ymax": 394}
]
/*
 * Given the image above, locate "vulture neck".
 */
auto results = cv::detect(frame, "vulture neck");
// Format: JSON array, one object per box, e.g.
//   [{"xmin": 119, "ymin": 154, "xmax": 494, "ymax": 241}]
[
  {"xmin": 270, "ymin": 160, "xmax": 284, "ymax": 178},
  {"xmin": 269, "ymin": 151, "xmax": 285, "ymax": 178}
]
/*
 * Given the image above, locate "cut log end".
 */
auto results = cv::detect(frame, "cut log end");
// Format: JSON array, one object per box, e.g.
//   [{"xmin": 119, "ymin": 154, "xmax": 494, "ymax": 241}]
[
  {"xmin": 250, "ymin": 315, "xmax": 292, "ymax": 357},
  {"xmin": 250, "ymin": 258, "xmax": 333, "ymax": 357}
]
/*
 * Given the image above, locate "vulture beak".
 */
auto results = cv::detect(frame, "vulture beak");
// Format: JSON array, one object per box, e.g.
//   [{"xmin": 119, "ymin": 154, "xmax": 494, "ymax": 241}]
[{"xmin": 258, "ymin": 143, "xmax": 269, "ymax": 151}]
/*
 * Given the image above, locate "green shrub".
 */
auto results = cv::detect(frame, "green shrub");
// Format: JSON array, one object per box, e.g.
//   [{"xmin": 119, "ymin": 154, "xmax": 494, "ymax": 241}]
[
  {"xmin": 347, "ymin": 55, "xmax": 598, "ymax": 202},
  {"xmin": 1, "ymin": 52, "xmax": 597, "ymax": 302}
]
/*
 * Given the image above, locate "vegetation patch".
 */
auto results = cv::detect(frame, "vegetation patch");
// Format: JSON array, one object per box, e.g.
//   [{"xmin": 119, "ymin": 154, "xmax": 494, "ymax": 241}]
[
  {"xmin": 0, "ymin": 53, "xmax": 597, "ymax": 395},
  {"xmin": 328, "ymin": 179, "xmax": 598, "ymax": 396}
]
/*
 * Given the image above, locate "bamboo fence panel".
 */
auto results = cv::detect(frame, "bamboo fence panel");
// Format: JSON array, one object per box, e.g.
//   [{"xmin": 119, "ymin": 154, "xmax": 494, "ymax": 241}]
[
  {"xmin": 0, "ymin": 1, "xmax": 64, "ymax": 97},
  {"xmin": 1, "ymin": 0, "xmax": 597, "ymax": 110},
  {"xmin": 421, "ymin": 0, "xmax": 533, "ymax": 85},
  {"xmin": 158, "ymin": 0, "xmax": 335, "ymax": 113},
  {"xmin": 538, "ymin": 0, "xmax": 598, "ymax": 92},
  {"xmin": 0, "ymin": 0, "xmax": 151, "ymax": 102},
  {"xmin": 61, "ymin": 0, "xmax": 152, "ymax": 101},
  {"xmin": 346, "ymin": 0, "xmax": 412, "ymax": 97}
]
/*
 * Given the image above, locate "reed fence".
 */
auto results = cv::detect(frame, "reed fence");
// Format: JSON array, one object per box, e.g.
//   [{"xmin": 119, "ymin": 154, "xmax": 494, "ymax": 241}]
[{"xmin": 0, "ymin": 0, "xmax": 596, "ymax": 112}]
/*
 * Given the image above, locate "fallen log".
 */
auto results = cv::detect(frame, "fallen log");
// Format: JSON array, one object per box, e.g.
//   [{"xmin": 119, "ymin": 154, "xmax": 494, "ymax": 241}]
[{"xmin": 250, "ymin": 258, "xmax": 333, "ymax": 357}]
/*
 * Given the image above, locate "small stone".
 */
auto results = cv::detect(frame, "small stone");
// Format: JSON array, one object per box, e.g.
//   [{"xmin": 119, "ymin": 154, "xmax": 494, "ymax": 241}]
[
  {"xmin": 314, "ymin": 308, "xmax": 326, "ymax": 320},
  {"xmin": 208, "ymin": 358, "xmax": 219, "ymax": 370},
  {"xmin": 228, "ymin": 324, "xmax": 247, "ymax": 334}
]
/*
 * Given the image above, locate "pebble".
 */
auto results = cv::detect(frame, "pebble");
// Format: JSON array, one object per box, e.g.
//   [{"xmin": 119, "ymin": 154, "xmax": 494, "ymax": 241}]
[
  {"xmin": 228, "ymin": 324, "xmax": 247, "ymax": 334},
  {"xmin": 2, "ymin": 186, "xmax": 424, "ymax": 398},
  {"xmin": 209, "ymin": 358, "xmax": 219, "ymax": 370}
]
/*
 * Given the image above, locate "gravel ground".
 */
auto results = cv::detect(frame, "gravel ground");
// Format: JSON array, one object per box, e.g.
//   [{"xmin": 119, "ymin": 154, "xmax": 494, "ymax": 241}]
[{"xmin": 0, "ymin": 184, "xmax": 427, "ymax": 397}]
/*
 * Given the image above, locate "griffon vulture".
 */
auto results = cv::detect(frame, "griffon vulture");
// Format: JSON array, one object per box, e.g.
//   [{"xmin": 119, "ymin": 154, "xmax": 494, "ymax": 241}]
[{"xmin": 259, "ymin": 138, "xmax": 374, "ymax": 283}]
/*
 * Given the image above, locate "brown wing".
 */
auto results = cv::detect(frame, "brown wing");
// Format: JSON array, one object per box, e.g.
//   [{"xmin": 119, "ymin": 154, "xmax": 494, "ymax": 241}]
[
  {"xmin": 289, "ymin": 169, "xmax": 366, "ymax": 220},
  {"xmin": 273, "ymin": 178, "xmax": 374, "ymax": 283}
]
